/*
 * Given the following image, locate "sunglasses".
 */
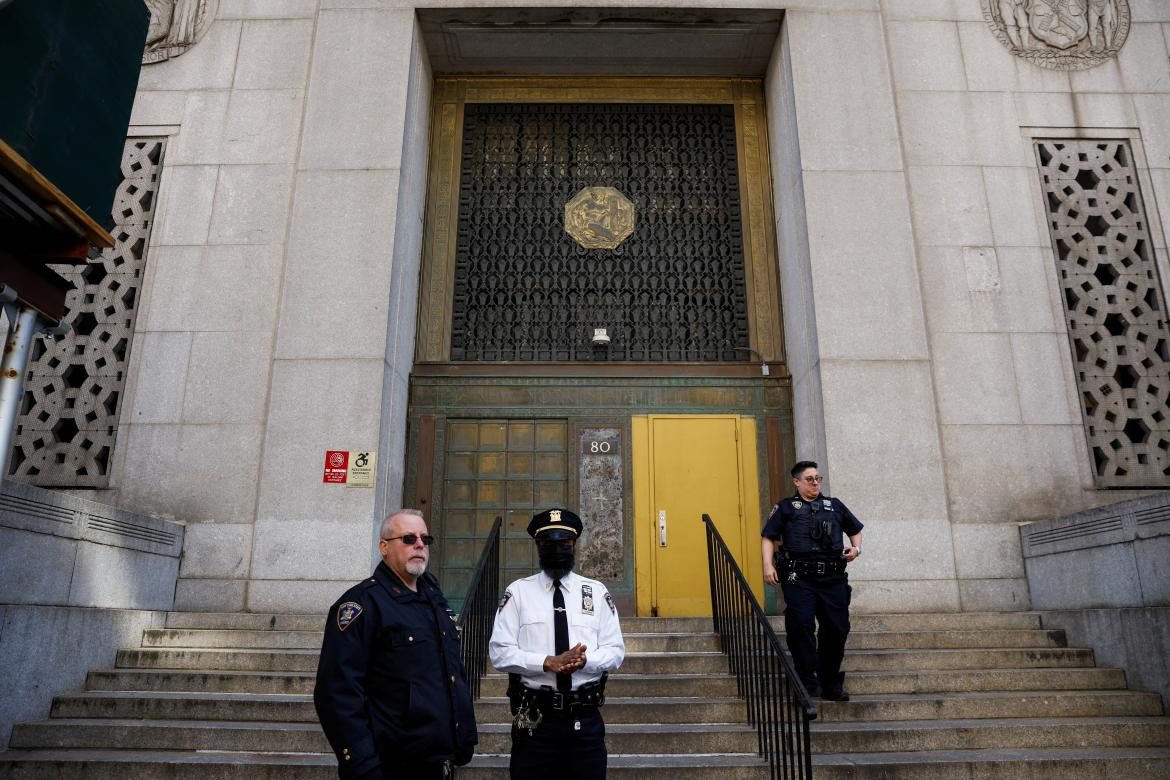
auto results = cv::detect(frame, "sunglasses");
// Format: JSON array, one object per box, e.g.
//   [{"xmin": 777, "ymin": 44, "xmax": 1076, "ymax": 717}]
[{"xmin": 382, "ymin": 534, "xmax": 435, "ymax": 546}]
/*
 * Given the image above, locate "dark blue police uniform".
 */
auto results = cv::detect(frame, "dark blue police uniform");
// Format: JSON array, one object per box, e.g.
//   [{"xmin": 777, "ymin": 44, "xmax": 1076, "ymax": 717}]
[
  {"xmin": 314, "ymin": 561, "xmax": 477, "ymax": 779},
  {"xmin": 762, "ymin": 494, "xmax": 864, "ymax": 698}
]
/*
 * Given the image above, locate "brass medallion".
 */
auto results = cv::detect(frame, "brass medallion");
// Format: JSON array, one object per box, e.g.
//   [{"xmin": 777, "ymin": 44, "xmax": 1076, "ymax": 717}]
[{"xmin": 564, "ymin": 186, "xmax": 635, "ymax": 250}]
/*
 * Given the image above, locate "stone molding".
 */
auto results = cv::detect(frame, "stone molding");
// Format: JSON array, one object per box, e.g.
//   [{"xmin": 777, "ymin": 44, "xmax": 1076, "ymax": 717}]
[
  {"xmin": 1021, "ymin": 492, "xmax": 1170, "ymax": 558},
  {"xmin": 980, "ymin": 0, "xmax": 1131, "ymax": 71},
  {"xmin": 0, "ymin": 479, "xmax": 183, "ymax": 558}
]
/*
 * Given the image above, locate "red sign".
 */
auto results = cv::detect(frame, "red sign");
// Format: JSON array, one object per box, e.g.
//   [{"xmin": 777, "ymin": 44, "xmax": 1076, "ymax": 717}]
[{"xmin": 323, "ymin": 450, "xmax": 348, "ymax": 483}]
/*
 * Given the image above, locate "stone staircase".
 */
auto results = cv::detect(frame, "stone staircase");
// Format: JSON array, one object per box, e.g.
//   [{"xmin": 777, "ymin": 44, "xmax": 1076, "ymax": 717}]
[{"xmin": 3, "ymin": 610, "xmax": 1170, "ymax": 777}]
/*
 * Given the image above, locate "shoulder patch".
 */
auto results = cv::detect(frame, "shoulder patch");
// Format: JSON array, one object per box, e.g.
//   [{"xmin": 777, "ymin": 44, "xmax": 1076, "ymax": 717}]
[
  {"xmin": 604, "ymin": 592, "xmax": 617, "ymax": 615},
  {"xmin": 498, "ymin": 590, "xmax": 513, "ymax": 612},
  {"xmin": 336, "ymin": 601, "xmax": 363, "ymax": 632}
]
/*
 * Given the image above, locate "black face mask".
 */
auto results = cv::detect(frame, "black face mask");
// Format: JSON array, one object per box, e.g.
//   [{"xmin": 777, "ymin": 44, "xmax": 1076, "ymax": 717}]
[{"xmin": 537, "ymin": 540, "xmax": 575, "ymax": 579}]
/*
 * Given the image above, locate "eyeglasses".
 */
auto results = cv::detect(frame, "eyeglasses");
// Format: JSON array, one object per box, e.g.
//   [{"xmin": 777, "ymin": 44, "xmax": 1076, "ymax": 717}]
[
  {"xmin": 801, "ymin": 475, "xmax": 823, "ymax": 484},
  {"xmin": 382, "ymin": 534, "xmax": 435, "ymax": 546}
]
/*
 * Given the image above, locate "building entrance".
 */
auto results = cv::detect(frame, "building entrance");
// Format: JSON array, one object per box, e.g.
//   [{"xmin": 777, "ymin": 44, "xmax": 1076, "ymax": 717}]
[{"xmin": 406, "ymin": 78, "xmax": 792, "ymax": 614}]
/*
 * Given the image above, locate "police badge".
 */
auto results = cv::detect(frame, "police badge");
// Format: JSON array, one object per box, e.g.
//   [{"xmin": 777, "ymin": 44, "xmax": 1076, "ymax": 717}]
[
  {"xmin": 581, "ymin": 584, "xmax": 594, "ymax": 615},
  {"xmin": 792, "ymin": 501, "xmax": 803, "ymax": 510},
  {"xmin": 336, "ymin": 601, "xmax": 363, "ymax": 632}
]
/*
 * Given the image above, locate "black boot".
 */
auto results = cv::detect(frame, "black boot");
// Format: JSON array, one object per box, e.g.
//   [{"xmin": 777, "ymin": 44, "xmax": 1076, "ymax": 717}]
[{"xmin": 820, "ymin": 672, "xmax": 849, "ymax": 702}]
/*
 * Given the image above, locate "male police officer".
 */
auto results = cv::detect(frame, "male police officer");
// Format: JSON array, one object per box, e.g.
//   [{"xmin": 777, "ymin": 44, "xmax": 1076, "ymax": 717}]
[
  {"xmin": 489, "ymin": 508, "xmax": 625, "ymax": 780},
  {"xmin": 761, "ymin": 461, "xmax": 864, "ymax": 701},
  {"xmin": 314, "ymin": 509, "xmax": 477, "ymax": 778}
]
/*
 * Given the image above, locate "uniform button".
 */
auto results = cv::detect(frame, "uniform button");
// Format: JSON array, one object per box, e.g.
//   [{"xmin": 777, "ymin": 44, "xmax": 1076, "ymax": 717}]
[
  {"xmin": 450, "ymin": 675, "xmax": 455, "ymax": 683},
  {"xmin": 345, "ymin": 755, "xmax": 351, "ymax": 761},
  {"xmin": 408, "ymin": 636, "xmax": 414, "ymax": 642}
]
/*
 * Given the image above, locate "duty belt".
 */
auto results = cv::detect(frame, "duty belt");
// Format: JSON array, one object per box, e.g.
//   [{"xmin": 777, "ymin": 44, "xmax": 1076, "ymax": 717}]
[
  {"xmin": 783, "ymin": 557, "xmax": 847, "ymax": 576},
  {"xmin": 508, "ymin": 673, "xmax": 607, "ymax": 718}
]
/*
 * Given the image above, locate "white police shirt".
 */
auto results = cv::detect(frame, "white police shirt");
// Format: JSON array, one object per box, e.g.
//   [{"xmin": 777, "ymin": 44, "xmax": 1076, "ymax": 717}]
[{"xmin": 489, "ymin": 569, "xmax": 625, "ymax": 691}]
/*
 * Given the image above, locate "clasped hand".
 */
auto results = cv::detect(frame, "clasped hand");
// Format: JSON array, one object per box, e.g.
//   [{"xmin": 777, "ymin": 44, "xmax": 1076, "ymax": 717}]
[{"xmin": 543, "ymin": 642, "xmax": 587, "ymax": 673}]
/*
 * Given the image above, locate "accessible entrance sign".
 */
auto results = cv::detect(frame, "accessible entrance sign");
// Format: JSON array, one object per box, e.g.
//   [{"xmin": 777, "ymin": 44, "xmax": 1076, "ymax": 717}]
[{"xmin": 323, "ymin": 450, "xmax": 377, "ymax": 486}]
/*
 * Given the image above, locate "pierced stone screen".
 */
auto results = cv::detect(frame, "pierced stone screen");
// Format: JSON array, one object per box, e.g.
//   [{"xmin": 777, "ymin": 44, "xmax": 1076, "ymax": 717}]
[
  {"xmin": 8, "ymin": 138, "xmax": 165, "ymax": 486},
  {"xmin": 1035, "ymin": 139, "xmax": 1170, "ymax": 487},
  {"xmin": 451, "ymin": 103, "xmax": 749, "ymax": 362}
]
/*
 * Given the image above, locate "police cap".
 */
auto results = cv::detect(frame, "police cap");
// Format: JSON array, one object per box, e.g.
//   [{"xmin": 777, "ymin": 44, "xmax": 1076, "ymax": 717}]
[{"xmin": 527, "ymin": 508, "xmax": 582, "ymax": 540}]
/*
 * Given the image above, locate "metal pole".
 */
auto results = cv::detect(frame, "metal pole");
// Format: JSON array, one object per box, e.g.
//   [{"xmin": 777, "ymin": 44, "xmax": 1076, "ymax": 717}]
[{"xmin": 0, "ymin": 304, "xmax": 39, "ymax": 477}]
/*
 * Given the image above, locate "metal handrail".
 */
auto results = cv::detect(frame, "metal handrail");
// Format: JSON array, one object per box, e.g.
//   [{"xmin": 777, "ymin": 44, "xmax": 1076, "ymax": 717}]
[
  {"xmin": 457, "ymin": 516, "xmax": 502, "ymax": 700},
  {"xmin": 703, "ymin": 513, "xmax": 816, "ymax": 780}
]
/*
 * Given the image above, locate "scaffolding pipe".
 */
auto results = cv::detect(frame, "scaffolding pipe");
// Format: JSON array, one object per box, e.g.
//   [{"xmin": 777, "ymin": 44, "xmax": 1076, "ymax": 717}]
[{"xmin": 0, "ymin": 304, "xmax": 39, "ymax": 477}]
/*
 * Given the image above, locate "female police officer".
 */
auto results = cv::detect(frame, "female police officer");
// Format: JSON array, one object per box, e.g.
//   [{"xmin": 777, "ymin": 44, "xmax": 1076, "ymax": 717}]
[{"xmin": 761, "ymin": 461, "xmax": 864, "ymax": 702}]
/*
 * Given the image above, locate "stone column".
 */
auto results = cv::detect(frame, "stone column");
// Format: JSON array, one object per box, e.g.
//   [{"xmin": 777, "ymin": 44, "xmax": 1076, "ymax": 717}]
[
  {"xmin": 246, "ymin": 7, "xmax": 430, "ymax": 612},
  {"xmin": 765, "ymin": 10, "xmax": 960, "ymax": 612}
]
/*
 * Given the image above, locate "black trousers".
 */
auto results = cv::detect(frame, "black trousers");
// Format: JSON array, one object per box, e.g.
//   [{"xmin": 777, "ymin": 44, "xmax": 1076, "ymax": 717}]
[
  {"xmin": 509, "ymin": 708, "xmax": 606, "ymax": 780},
  {"xmin": 780, "ymin": 571, "xmax": 851, "ymax": 694}
]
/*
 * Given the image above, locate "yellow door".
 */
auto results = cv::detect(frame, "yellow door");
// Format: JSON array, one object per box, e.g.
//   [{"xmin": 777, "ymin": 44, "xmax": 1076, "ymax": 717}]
[{"xmin": 632, "ymin": 415, "xmax": 763, "ymax": 616}]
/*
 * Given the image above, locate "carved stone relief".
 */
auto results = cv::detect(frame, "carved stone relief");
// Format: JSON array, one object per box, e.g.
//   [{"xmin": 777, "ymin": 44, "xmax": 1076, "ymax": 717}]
[
  {"xmin": 981, "ymin": 0, "xmax": 1130, "ymax": 70},
  {"xmin": 142, "ymin": 0, "xmax": 218, "ymax": 64},
  {"xmin": 1035, "ymin": 139, "xmax": 1170, "ymax": 487}
]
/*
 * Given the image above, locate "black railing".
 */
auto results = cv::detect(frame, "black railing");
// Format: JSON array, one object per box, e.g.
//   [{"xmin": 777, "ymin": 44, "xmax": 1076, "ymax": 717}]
[
  {"xmin": 703, "ymin": 513, "xmax": 816, "ymax": 780},
  {"xmin": 457, "ymin": 516, "xmax": 502, "ymax": 700}
]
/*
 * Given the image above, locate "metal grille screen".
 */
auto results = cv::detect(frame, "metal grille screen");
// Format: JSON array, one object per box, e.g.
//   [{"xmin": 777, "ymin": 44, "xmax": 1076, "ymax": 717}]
[
  {"xmin": 451, "ymin": 103, "xmax": 748, "ymax": 362},
  {"xmin": 1035, "ymin": 139, "xmax": 1170, "ymax": 487},
  {"xmin": 8, "ymin": 138, "xmax": 165, "ymax": 486}
]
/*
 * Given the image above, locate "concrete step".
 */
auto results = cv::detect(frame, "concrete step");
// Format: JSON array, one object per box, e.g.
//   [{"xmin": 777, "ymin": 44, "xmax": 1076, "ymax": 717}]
[
  {"xmin": 467, "ymin": 748, "xmax": 1170, "ymax": 777},
  {"xmin": 165, "ymin": 613, "xmax": 326, "ymax": 631},
  {"xmin": 808, "ymin": 716, "xmax": 1170, "ymax": 753},
  {"xmin": 840, "ymin": 647, "xmax": 1094, "ymax": 672},
  {"xmin": 0, "ymin": 749, "xmax": 775, "ymax": 778},
  {"xmin": 140, "ymin": 628, "xmax": 721, "ymax": 653},
  {"xmin": 10, "ymin": 719, "xmax": 765, "ymax": 756},
  {"xmin": 10, "ymin": 720, "xmax": 332, "ymax": 754},
  {"xmin": 844, "ymin": 629, "xmax": 1066, "ymax": 650},
  {"xmin": 808, "ymin": 747, "xmax": 1170, "ymax": 779},
  {"xmin": 87, "ymin": 669, "xmax": 318, "ymax": 695},
  {"xmin": 86, "ymin": 668, "xmax": 744, "ymax": 698},
  {"xmin": 115, "ymin": 644, "xmax": 1095, "ymax": 677},
  {"xmin": 843, "ymin": 667, "xmax": 1127, "ymax": 695},
  {"xmin": 49, "ymin": 691, "xmax": 749, "ymax": 725},
  {"xmin": 6, "ymin": 747, "xmax": 1170, "ymax": 779},
  {"xmin": 115, "ymin": 647, "xmax": 734, "ymax": 675},
  {"xmin": 117, "ymin": 648, "xmax": 321, "ymax": 673},
  {"xmin": 159, "ymin": 610, "xmax": 1043, "ymax": 634},
  {"xmin": 86, "ymin": 664, "xmax": 1126, "ymax": 700},
  {"xmin": 815, "ymin": 690, "xmax": 1165, "ymax": 722}
]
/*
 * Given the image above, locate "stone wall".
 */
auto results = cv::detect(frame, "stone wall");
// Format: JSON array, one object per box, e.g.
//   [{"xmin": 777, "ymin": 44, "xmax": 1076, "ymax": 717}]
[
  {"xmin": 770, "ymin": 1, "xmax": 1170, "ymax": 612},
  {"xmin": 1022, "ymin": 493, "xmax": 1170, "ymax": 707},
  {"xmin": 0, "ymin": 480, "xmax": 181, "ymax": 747}
]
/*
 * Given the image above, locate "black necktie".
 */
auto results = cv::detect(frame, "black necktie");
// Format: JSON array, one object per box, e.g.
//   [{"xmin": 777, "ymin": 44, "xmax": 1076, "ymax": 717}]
[{"xmin": 552, "ymin": 579, "xmax": 571, "ymax": 692}]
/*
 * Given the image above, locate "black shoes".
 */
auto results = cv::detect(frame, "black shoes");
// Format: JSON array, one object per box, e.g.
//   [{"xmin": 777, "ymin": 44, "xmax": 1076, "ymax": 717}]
[{"xmin": 819, "ymin": 689, "xmax": 850, "ymax": 702}]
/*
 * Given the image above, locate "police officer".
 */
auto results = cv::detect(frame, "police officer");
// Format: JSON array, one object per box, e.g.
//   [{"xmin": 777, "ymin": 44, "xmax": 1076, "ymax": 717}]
[
  {"xmin": 488, "ymin": 508, "xmax": 625, "ymax": 780},
  {"xmin": 761, "ymin": 461, "xmax": 864, "ymax": 701},
  {"xmin": 314, "ymin": 509, "xmax": 477, "ymax": 778}
]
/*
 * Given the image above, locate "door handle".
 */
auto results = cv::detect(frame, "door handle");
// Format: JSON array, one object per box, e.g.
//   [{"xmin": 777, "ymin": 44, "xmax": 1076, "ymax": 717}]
[{"xmin": 658, "ymin": 510, "xmax": 667, "ymax": 547}]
